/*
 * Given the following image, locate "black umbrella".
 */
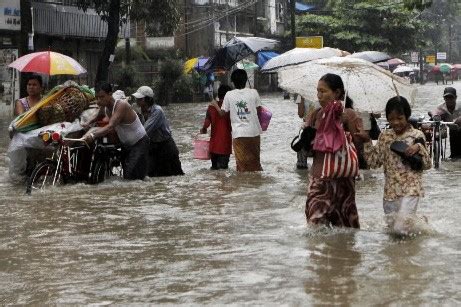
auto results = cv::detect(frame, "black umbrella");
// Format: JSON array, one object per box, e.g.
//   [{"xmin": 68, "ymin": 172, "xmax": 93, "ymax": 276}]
[
  {"xmin": 203, "ymin": 36, "xmax": 278, "ymax": 71},
  {"xmin": 347, "ymin": 51, "xmax": 392, "ymax": 63}
]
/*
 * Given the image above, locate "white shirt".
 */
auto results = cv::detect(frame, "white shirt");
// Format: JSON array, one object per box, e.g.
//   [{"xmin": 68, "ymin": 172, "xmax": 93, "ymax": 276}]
[{"xmin": 223, "ymin": 88, "xmax": 262, "ymax": 138}]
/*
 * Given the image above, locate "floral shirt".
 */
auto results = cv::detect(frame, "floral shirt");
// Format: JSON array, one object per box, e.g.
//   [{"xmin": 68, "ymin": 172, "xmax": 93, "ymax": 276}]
[{"xmin": 363, "ymin": 126, "xmax": 432, "ymax": 201}]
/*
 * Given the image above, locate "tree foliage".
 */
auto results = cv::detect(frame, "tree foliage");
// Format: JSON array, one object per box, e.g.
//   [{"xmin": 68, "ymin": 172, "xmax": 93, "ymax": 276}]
[{"xmin": 296, "ymin": 0, "xmax": 430, "ymax": 54}]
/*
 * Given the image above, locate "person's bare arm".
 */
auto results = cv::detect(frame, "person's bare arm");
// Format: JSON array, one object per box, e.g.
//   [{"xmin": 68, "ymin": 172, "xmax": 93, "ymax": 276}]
[
  {"xmin": 297, "ymin": 98, "xmax": 305, "ymax": 118},
  {"xmin": 14, "ymin": 100, "xmax": 25, "ymax": 116},
  {"xmin": 210, "ymin": 100, "xmax": 227, "ymax": 117},
  {"xmin": 83, "ymin": 103, "xmax": 126, "ymax": 142}
]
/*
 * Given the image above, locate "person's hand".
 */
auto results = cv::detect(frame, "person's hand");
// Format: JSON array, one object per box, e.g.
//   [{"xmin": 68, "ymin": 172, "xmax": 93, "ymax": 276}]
[
  {"xmin": 80, "ymin": 122, "xmax": 91, "ymax": 130},
  {"xmin": 454, "ymin": 117, "xmax": 461, "ymax": 127},
  {"xmin": 354, "ymin": 130, "xmax": 371, "ymax": 143},
  {"xmin": 82, "ymin": 132, "xmax": 95, "ymax": 144},
  {"xmin": 200, "ymin": 128, "xmax": 207, "ymax": 134},
  {"xmin": 405, "ymin": 144, "xmax": 420, "ymax": 156},
  {"xmin": 209, "ymin": 100, "xmax": 219, "ymax": 108}
]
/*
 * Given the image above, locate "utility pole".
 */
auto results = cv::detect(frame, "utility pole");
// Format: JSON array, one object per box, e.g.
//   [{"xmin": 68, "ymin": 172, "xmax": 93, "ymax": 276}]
[
  {"xmin": 125, "ymin": 5, "xmax": 131, "ymax": 65},
  {"xmin": 19, "ymin": 0, "xmax": 32, "ymax": 98},
  {"xmin": 419, "ymin": 48, "xmax": 424, "ymax": 85},
  {"xmin": 290, "ymin": 0, "xmax": 296, "ymax": 48},
  {"xmin": 184, "ymin": 0, "xmax": 188, "ymax": 57},
  {"xmin": 448, "ymin": 23, "xmax": 452, "ymax": 63}
]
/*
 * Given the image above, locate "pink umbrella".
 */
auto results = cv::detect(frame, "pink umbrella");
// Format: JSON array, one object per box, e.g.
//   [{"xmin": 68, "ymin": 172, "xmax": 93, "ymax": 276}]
[{"xmin": 387, "ymin": 58, "xmax": 405, "ymax": 66}]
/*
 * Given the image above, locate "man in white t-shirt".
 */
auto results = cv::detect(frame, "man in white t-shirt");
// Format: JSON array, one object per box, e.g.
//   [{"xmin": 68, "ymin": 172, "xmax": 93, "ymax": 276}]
[{"xmin": 211, "ymin": 69, "xmax": 263, "ymax": 171}]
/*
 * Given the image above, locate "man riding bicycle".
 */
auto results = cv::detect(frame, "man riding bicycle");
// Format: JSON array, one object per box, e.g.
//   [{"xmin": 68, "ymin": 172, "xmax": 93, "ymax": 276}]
[{"xmin": 429, "ymin": 87, "xmax": 461, "ymax": 159}]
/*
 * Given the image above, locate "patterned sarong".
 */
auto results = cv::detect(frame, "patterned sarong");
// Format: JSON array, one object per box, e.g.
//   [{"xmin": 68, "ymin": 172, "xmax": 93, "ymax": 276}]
[
  {"xmin": 233, "ymin": 136, "xmax": 263, "ymax": 172},
  {"xmin": 305, "ymin": 176, "xmax": 360, "ymax": 228}
]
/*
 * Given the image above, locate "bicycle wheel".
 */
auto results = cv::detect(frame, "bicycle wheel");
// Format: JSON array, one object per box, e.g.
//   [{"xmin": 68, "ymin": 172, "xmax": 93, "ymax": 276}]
[
  {"xmin": 89, "ymin": 159, "xmax": 107, "ymax": 184},
  {"xmin": 433, "ymin": 137, "xmax": 440, "ymax": 169},
  {"xmin": 26, "ymin": 161, "xmax": 61, "ymax": 194}
]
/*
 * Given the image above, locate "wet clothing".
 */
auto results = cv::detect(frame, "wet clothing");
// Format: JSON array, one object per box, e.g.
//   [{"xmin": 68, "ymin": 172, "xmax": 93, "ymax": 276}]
[
  {"xmin": 147, "ymin": 138, "xmax": 184, "ymax": 177},
  {"xmin": 233, "ymin": 136, "xmax": 262, "ymax": 172},
  {"xmin": 432, "ymin": 102, "xmax": 461, "ymax": 158},
  {"xmin": 143, "ymin": 104, "xmax": 184, "ymax": 177},
  {"xmin": 383, "ymin": 196, "xmax": 420, "ymax": 234},
  {"xmin": 107, "ymin": 99, "xmax": 147, "ymax": 147},
  {"xmin": 18, "ymin": 98, "xmax": 31, "ymax": 112},
  {"xmin": 307, "ymin": 107, "xmax": 363, "ymax": 177},
  {"xmin": 222, "ymin": 88, "xmax": 263, "ymax": 172},
  {"xmin": 363, "ymin": 126, "xmax": 431, "ymax": 201},
  {"xmin": 432, "ymin": 102, "xmax": 461, "ymax": 121},
  {"xmin": 203, "ymin": 100, "xmax": 232, "ymax": 155},
  {"xmin": 210, "ymin": 153, "xmax": 230, "ymax": 170},
  {"xmin": 106, "ymin": 99, "xmax": 148, "ymax": 180},
  {"xmin": 121, "ymin": 135, "xmax": 149, "ymax": 180},
  {"xmin": 305, "ymin": 104, "xmax": 360, "ymax": 228},
  {"xmin": 223, "ymin": 88, "xmax": 262, "ymax": 138},
  {"xmin": 144, "ymin": 105, "xmax": 172, "ymax": 143},
  {"xmin": 343, "ymin": 108, "xmax": 367, "ymax": 169},
  {"xmin": 305, "ymin": 176, "xmax": 360, "ymax": 228},
  {"xmin": 296, "ymin": 149, "xmax": 309, "ymax": 169}
]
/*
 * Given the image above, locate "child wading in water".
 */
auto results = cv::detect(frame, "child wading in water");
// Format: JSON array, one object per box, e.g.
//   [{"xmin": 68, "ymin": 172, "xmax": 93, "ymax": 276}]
[
  {"xmin": 356, "ymin": 96, "xmax": 432, "ymax": 235},
  {"xmin": 201, "ymin": 85, "xmax": 232, "ymax": 169}
]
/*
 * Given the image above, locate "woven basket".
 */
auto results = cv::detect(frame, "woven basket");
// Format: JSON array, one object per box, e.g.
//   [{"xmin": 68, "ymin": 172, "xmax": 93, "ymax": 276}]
[
  {"xmin": 37, "ymin": 103, "xmax": 66, "ymax": 126},
  {"xmin": 36, "ymin": 87, "xmax": 89, "ymax": 126},
  {"xmin": 56, "ymin": 87, "xmax": 88, "ymax": 122}
]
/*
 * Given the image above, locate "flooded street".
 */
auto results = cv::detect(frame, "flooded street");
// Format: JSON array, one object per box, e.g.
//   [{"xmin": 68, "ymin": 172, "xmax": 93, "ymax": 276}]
[{"xmin": 0, "ymin": 82, "xmax": 460, "ymax": 304}]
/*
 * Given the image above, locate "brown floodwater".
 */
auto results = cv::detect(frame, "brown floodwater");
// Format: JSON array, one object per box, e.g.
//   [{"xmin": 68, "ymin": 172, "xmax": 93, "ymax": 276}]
[{"xmin": 0, "ymin": 82, "xmax": 460, "ymax": 304}]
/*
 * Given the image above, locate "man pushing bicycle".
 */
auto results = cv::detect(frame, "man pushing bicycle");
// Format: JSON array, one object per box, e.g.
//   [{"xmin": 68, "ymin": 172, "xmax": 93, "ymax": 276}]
[
  {"xmin": 429, "ymin": 87, "xmax": 461, "ymax": 159},
  {"xmin": 82, "ymin": 82, "xmax": 149, "ymax": 180}
]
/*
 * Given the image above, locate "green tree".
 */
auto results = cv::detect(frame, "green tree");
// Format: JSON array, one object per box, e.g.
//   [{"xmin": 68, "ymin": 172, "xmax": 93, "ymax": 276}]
[
  {"xmin": 296, "ymin": 0, "xmax": 429, "ymax": 54},
  {"xmin": 76, "ymin": 0, "xmax": 180, "ymax": 86}
]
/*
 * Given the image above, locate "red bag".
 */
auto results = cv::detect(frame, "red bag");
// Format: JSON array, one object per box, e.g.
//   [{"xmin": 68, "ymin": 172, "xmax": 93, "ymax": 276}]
[
  {"xmin": 320, "ymin": 132, "xmax": 359, "ymax": 179},
  {"xmin": 313, "ymin": 100, "xmax": 345, "ymax": 153}
]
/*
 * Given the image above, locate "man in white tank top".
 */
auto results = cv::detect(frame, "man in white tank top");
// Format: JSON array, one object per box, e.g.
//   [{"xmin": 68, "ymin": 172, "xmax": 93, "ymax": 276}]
[{"xmin": 82, "ymin": 82, "xmax": 149, "ymax": 180}]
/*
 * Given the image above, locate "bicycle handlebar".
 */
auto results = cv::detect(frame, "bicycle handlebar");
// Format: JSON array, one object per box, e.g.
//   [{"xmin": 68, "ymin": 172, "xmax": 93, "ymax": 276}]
[
  {"xmin": 420, "ymin": 120, "xmax": 454, "ymax": 125},
  {"xmin": 62, "ymin": 137, "xmax": 90, "ymax": 148}
]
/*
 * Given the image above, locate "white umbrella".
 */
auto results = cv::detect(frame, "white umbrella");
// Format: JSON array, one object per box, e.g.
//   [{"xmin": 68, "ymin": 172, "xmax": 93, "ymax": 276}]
[
  {"xmin": 278, "ymin": 57, "xmax": 416, "ymax": 112},
  {"xmin": 393, "ymin": 66, "xmax": 417, "ymax": 74},
  {"xmin": 260, "ymin": 47, "xmax": 345, "ymax": 72}
]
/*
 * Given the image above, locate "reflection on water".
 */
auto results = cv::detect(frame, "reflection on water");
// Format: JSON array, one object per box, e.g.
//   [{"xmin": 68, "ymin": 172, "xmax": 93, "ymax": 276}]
[
  {"xmin": 0, "ymin": 84, "xmax": 460, "ymax": 304},
  {"xmin": 303, "ymin": 231, "xmax": 361, "ymax": 305}
]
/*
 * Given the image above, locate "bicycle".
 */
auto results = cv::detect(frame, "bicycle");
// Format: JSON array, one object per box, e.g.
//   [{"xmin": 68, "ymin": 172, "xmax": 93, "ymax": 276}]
[
  {"xmin": 416, "ymin": 115, "xmax": 452, "ymax": 169},
  {"xmin": 26, "ymin": 130, "xmax": 123, "ymax": 194}
]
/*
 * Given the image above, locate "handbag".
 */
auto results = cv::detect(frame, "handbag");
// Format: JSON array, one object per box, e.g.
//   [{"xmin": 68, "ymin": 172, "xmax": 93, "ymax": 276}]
[
  {"xmin": 390, "ymin": 141, "xmax": 423, "ymax": 171},
  {"xmin": 313, "ymin": 101, "xmax": 345, "ymax": 153},
  {"xmin": 291, "ymin": 126, "xmax": 316, "ymax": 152},
  {"xmin": 320, "ymin": 132, "xmax": 359, "ymax": 179}
]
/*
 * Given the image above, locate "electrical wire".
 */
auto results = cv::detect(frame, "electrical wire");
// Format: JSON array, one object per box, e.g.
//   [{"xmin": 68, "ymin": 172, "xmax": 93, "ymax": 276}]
[{"xmin": 176, "ymin": 0, "xmax": 258, "ymax": 37}]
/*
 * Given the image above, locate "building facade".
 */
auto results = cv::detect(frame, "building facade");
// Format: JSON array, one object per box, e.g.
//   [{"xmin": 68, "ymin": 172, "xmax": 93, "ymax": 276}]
[
  {"xmin": 0, "ymin": 0, "xmax": 21, "ymax": 114},
  {"xmin": 177, "ymin": 0, "xmax": 287, "ymax": 58}
]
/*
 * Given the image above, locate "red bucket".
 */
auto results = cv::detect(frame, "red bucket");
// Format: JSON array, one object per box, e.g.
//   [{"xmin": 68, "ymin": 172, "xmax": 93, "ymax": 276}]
[{"xmin": 193, "ymin": 138, "xmax": 210, "ymax": 160}]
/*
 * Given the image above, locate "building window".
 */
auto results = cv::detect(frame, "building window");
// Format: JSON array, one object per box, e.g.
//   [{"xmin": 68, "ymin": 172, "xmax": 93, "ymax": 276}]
[
  {"xmin": 257, "ymin": 0, "xmax": 266, "ymax": 18},
  {"xmin": 276, "ymin": 2, "xmax": 284, "ymax": 22}
]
